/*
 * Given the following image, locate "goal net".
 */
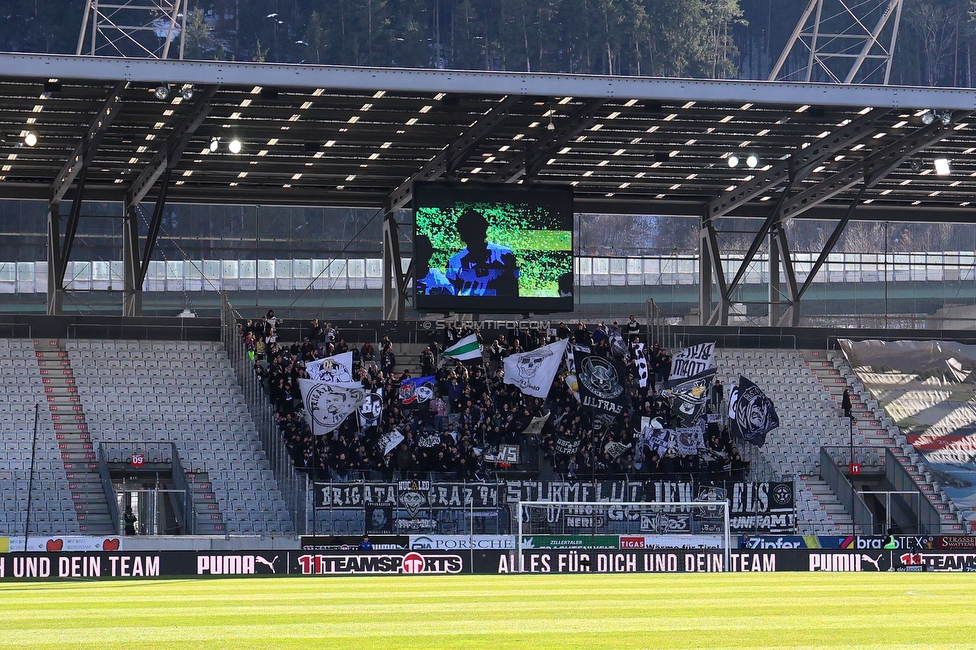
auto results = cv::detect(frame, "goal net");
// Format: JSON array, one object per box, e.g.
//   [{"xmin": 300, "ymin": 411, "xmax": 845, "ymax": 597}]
[{"xmin": 516, "ymin": 501, "xmax": 731, "ymax": 571}]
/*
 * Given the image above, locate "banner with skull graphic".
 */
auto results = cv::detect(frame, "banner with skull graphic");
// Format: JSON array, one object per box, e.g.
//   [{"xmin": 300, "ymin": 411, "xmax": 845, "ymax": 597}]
[
  {"xmin": 503, "ymin": 338, "xmax": 568, "ymax": 398},
  {"xmin": 298, "ymin": 378, "xmax": 367, "ymax": 436},
  {"xmin": 572, "ymin": 349, "xmax": 629, "ymax": 415}
]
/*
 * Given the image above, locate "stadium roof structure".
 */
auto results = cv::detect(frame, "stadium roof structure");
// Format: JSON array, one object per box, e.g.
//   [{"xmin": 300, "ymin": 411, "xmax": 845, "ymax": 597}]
[{"xmin": 2, "ymin": 52, "xmax": 976, "ymax": 322}]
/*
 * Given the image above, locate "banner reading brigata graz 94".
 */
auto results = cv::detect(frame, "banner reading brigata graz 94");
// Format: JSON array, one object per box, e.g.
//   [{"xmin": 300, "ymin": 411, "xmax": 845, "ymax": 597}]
[{"xmin": 312, "ymin": 479, "xmax": 796, "ymax": 534}]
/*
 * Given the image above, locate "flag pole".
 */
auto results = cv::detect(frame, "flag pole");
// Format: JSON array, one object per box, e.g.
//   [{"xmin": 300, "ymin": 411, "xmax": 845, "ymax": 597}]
[
  {"xmin": 24, "ymin": 403, "xmax": 40, "ymax": 552},
  {"xmin": 310, "ymin": 431, "xmax": 318, "ymax": 538}
]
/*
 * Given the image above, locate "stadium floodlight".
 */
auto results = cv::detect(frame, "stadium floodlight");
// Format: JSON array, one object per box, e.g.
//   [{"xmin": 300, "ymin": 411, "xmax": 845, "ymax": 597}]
[
  {"xmin": 228, "ymin": 139, "xmax": 242, "ymax": 154},
  {"xmin": 934, "ymin": 158, "xmax": 951, "ymax": 176},
  {"xmin": 921, "ymin": 110, "xmax": 936, "ymax": 125},
  {"xmin": 209, "ymin": 137, "xmax": 219, "ymax": 152},
  {"xmin": 939, "ymin": 110, "xmax": 952, "ymax": 126},
  {"xmin": 181, "ymin": 85, "xmax": 195, "ymax": 101},
  {"xmin": 727, "ymin": 154, "xmax": 739, "ymax": 168},
  {"xmin": 24, "ymin": 131, "xmax": 38, "ymax": 147},
  {"xmin": 746, "ymin": 154, "xmax": 759, "ymax": 168},
  {"xmin": 154, "ymin": 83, "xmax": 171, "ymax": 101}
]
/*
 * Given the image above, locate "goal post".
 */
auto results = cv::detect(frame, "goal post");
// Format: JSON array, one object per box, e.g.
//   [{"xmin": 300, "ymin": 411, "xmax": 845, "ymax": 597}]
[{"xmin": 516, "ymin": 500, "xmax": 731, "ymax": 572}]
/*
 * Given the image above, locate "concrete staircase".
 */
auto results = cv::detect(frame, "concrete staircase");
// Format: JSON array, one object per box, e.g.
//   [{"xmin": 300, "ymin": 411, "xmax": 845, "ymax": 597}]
[
  {"xmin": 185, "ymin": 471, "xmax": 226, "ymax": 535},
  {"xmin": 33, "ymin": 338, "xmax": 114, "ymax": 535}
]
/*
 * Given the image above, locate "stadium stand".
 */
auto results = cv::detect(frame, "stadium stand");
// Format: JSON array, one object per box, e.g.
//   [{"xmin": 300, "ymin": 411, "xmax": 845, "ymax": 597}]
[
  {"xmin": 0, "ymin": 339, "xmax": 80, "ymax": 537},
  {"xmin": 3, "ymin": 319, "xmax": 966, "ymax": 539},
  {"xmin": 64, "ymin": 338, "xmax": 294, "ymax": 536}
]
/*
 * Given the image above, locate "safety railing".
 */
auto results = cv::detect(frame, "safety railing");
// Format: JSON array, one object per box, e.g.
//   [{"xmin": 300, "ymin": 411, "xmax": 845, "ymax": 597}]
[
  {"xmin": 885, "ymin": 448, "xmax": 944, "ymax": 534},
  {"xmin": 221, "ymin": 295, "xmax": 307, "ymax": 534},
  {"xmin": 819, "ymin": 446, "xmax": 874, "ymax": 535}
]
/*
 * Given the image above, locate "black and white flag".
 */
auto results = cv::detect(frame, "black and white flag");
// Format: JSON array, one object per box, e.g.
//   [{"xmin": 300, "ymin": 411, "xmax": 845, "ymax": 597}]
[
  {"xmin": 503, "ymin": 338, "xmax": 568, "ymax": 398},
  {"xmin": 358, "ymin": 388, "xmax": 383, "ymax": 429},
  {"xmin": 377, "ymin": 428, "xmax": 404, "ymax": 456},
  {"xmin": 306, "ymin": 351, "xmax": 355, "ymax": 383},
  {"xmin": 591, "ymin": 411, "xmax": 617, "ymax": 431},
  {"xmin": 604, "ymin": 441, "xmax": 632, "ymax": 459},
  {"xmin": 606, "ymin": 324, "xmax": 629, "ymax": 360},
  {"xmin": 664, "ymin": 369, "xmax": 715, "ymax": 427},
  {"xmin": 574, "ymin": 351, "xmax": 629, "ymax": 415},
  {"xmin": 554, "ymin": 430, "xmax": 583, "ymax": 455},
  {"xmin": 633, "ymin": 342, "xmax": 649, "ymax": 389},
  {"xmin": 520, "ymin": 413, "xmax": 550, "ymax": 436},
  {"xmin": 566, "ymin": 344, "xmax": 590, "ymax": 375},
  {"xmin": 675, "ymin": 418, "xmax": 706, "ymax": 455},
  {"xmin": 639, "ymin": 417, "xmax": 674, "ymax": 458},
  {"xmin": 668, "ymin": 342, "xmax": 716, "ymax": 382},
  {"xmin": 417, "ymin": 431, "xmax": 441, "ymax": 448},
  {"xmin": 298, "ymin": 378, "xmax": 366, "ymax": 436},
  {"xmin": 728, "ymin": 376, "xmax": 779, "ymax": 448}
]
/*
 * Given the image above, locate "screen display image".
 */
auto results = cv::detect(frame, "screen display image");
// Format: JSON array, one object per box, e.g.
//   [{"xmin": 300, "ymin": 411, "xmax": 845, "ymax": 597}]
[{"xmin": 413, "ymin": 182, "xmax": 574, "ymax": 313}]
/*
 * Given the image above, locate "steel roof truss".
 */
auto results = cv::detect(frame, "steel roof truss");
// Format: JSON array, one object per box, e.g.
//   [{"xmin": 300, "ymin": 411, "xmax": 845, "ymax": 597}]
[
  {"xmin": 127, "ymin": 85, "xmax": 218, "ymax": 207},
  {"xmin": 385, "ymin": 95, "xmax": 519, "ymax": 213},
  {"xmin": 50, "ymin": 81, "xmax": 125, "ymax": 204},
  {"xmin": 780, "ymin": 114, "xmax": 972, "ymax": 220},
  {"xmin": 494, "ymin": 98, "xmax": 605, "ymax": 183},
  {"xmin": 703, "ymin": 107, "xmax": 889, "ymax": 223}
]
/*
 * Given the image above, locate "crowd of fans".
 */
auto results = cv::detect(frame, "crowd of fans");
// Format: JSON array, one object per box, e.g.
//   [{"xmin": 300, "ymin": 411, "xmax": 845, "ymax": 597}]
[{"xmin": 240, "ymin": 312, "xmax": 749, "ymax": 484}]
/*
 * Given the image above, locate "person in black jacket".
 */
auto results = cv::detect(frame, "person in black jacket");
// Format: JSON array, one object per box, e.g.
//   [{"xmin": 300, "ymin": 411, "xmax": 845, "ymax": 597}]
[{"xmin": 842, "ymin": 389, "xmax": 853, "ymax": 420}]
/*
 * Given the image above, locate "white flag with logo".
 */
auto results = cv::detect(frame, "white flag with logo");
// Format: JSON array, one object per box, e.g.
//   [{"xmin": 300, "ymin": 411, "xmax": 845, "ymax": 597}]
[
  {"xmin": 503, "ymin": 338, "xmax": 569, "ymax": 398},
  {"xmin": 298, "ymin": 378, "xmax": 366, "ymax": 435},
  {"xmin": 378, "ymin": 429, "xmax": 405, "ymax": 456},
  {"xmin": 305, "ymin": 351, "xmax": 354, "ymax": 383}
]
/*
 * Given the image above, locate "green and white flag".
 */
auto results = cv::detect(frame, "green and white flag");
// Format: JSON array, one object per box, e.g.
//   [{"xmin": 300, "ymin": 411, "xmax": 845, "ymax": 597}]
[{"xmin": 441, "ymin": 333, "xmax": 483, "ymax": 362}]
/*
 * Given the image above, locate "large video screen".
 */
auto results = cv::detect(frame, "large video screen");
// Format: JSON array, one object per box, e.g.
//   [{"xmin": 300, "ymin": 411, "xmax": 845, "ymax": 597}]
[{"xmin": 413, "ymin": 182, "xmax": 574, "ymax": 313}]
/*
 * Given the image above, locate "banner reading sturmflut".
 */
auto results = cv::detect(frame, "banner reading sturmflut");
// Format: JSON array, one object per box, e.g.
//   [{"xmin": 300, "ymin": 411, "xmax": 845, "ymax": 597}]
[{"xmin": 668, "ymin": 343, "xmax": 716, "ymax": 382}]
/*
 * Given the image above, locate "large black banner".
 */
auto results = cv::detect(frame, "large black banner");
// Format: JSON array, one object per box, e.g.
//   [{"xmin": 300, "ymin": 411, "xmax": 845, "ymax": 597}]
[
  {"xmin": 506, "ymin": 549, "xmax": 899, "ymax": 573},
  {"xmin": 3, "ymin": 548, "xmax": 976, "ymax": 578},
  {"xmin": 313, "ymin": 481, "xmax": 647, "ymax": 509},
  {"xmin": 645, "ymin": 480, "xmax": 796, "ymax": 534},
  {"xmin": 574, "ymin": 351, "xmax": 629, "ymax": 415},
  {"xmin": 0, "ymin": 551, "xmax": 285, "ymax": 579},
  {"xmin": 313, "ymin": 479, "xmax": 796, "ymax": 534}
]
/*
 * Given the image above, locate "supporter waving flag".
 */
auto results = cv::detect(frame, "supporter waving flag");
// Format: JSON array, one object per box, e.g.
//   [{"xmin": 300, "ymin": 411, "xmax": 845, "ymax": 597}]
[
  {"xmin": 727, "ymin": 376, "xmax": 779, "ymax": 448},
  {"xmin": 441, "ymin": 333, "xmax": 483, "ymax": 363},
  {"xmin": 298, "ymin": 378, "xmax": 366, "ymax": 436},
  {"xmin": 503, "ymin": 338, "xmax": 568, "ymax": 398},
  {"xmin": 305, "ymin": 351, "xmax": 354, "ymax": 382}
]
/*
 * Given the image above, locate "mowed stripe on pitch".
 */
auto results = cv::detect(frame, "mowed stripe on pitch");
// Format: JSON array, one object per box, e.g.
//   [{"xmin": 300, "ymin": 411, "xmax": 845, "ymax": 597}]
[{"xmin": 0, "ymin": 574, "xmax": 974, "ymax": 649}]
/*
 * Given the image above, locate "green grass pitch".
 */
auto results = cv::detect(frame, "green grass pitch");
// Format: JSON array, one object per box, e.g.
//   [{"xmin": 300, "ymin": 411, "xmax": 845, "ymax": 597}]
[{"xmin": 1, "ymin": 573, "xmax": 973, "ymax": 649}]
